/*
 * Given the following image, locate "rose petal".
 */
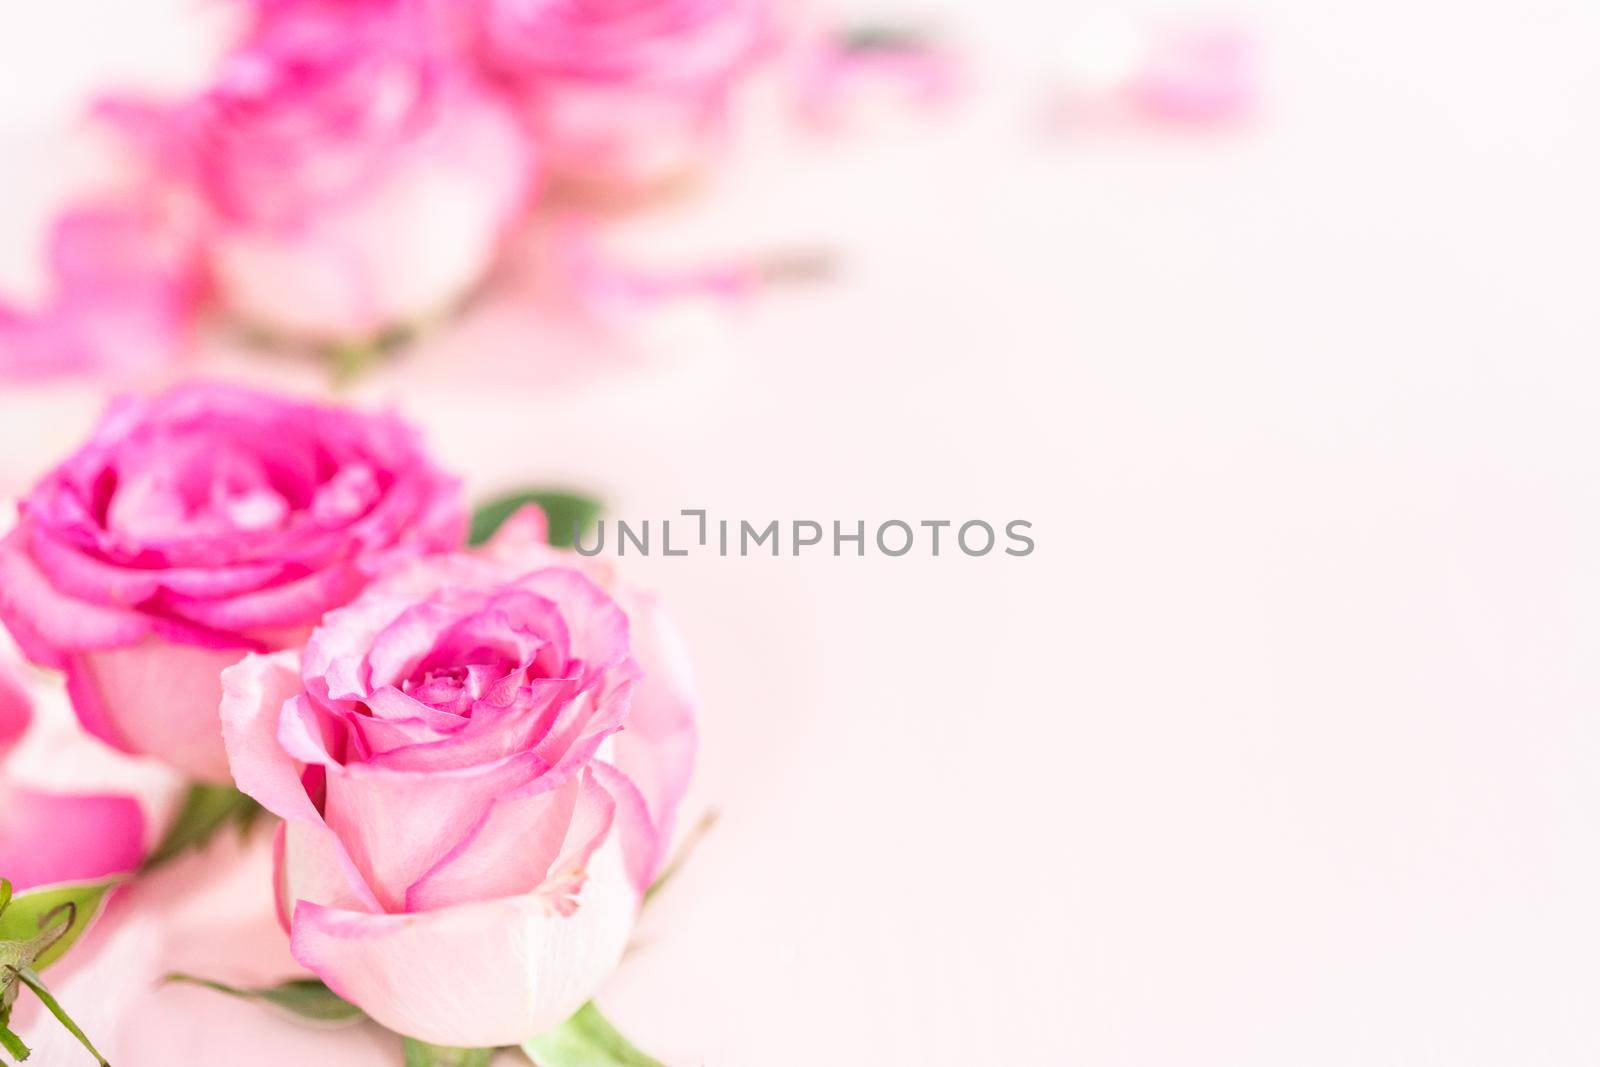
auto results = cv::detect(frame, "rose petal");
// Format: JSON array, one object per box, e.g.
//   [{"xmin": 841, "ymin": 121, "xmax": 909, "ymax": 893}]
[
  {"xmin": 159, "ymin": 563, "xmax": 369, "ymax": 633},
  {"xmin": 404, "ymin": 768, "xmax": 613, "ymax": 912},
  {"xmin": 322, "ymin": 751, "xmax": 552, "ymax": 911},
  {"xmin": 612, "ymin": 588, "xmax": 699, "ymax": 855},
  {"xmin": 291, "ymin": 832, "xmax": 638, "ymax": 1048},
  {"xmin": 0, "ymin": 525, "xmax": 150, "ymax": 665},
  {"xmin": 221, "ymin": 650, "xmax": 382, "ymax": 912},
  {"xmin": 590, "ymin": 760, "xmax": 661, "ymax": 895},
  {"xmin": 0, "ymin": 787, "xmax": 145, "ymax": 890},
  {"xmin": 69, "ymin": 640, "xmax": 257, "ymax": 780}
]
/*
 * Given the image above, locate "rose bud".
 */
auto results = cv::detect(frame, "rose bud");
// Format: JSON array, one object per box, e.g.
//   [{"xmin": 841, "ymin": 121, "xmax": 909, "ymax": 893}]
[
  {"xmin": 0, "ymin": 381, "xmax": 465, "ymax": 782},
  {"xmin": 475, "ymin": 0, "xmax": 777, "ymax": 195},
  {"xmin": 219, "ymin": 507, "xmax": 696, "ymax": 1048},
  {"xmin": 101, "ymin": 4, "xmax": 535, "ymax": 344},
  {"xmin": 0, "ymin": 654, "xmax": 146, "ymax": 889}
]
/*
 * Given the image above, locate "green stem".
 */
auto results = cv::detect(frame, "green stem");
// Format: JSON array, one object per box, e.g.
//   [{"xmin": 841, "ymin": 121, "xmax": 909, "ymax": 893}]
[
  {"xmin": 643, "ymin": 809, "xmax": 720, "ymax": 906},
  {"xmin": 14, "ymin": 969, "xmax": 108, "ymax": 1066},
  {"xmin": 402, "ymin": 1037, "xmax": 496, "ymax": 1067}
]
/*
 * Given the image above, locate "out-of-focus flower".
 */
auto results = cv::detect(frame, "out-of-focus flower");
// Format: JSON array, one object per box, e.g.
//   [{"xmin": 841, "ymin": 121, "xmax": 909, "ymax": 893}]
[
  {"xmin": 0, "ymin": 656, "xmax": 146, "ymax": 890},
  {"xmin": 219, "ymin": 506, "xmax": 697, "ymax": 1047},
  {"xmin": 476, "ymin": 0, "xmax": 777, "ymax": 193},
  {"xmin": 0, "ymin": 198, "xmax": 203, "ymax": 382},
  {"xmin": 1126, "ymin": 23, "xmax": 1255, "ymax": 124},
  {"xmin": 1050, "ymin": 15, "xmax": 1256, "ymax": 129},
  {"xmin": 795, "ymin": 25, "xmax": 964, "ymax": 128},
  {"xmin": 102, "ymin": 4, "xmax": 535, "ymax": 343},
  {"xmin": 0, "ymin": 381, "xmax": 465, "ymax": 782}
]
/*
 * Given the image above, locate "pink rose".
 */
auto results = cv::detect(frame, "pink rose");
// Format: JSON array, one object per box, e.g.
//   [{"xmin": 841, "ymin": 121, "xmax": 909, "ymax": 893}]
[
  {"xmin": 0, "ymin": 381, "xmax": 465, "ymax": 782},
  {"xmin": 0, "ymin": 198, "xmax": 202, "ymax": 382},
  {"xmin": 0, "ymin": 655, "xmax": 146, "ymax": 889},
  {"xmin": 476, "ymin": 0, "xmax": 776, "ymax": 191},
  {"xmin": 219, "ymin": 508, "xmax": 697, "ymax": 1047},
  {"xmin": 102, "ymin": 4, "xmax": 535, "ymax": 342}
]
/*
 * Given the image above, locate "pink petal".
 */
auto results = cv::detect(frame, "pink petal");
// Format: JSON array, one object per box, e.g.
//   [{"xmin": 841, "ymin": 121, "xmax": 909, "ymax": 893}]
[
  {"xmin": 513, "ymin": 568, "xmax": 634, "ymax": 685},
  {"xmin": 0, "ymin": 787, "xmax": 145, "ymax": 890},
  {"xmin": 322, "ymin": 751, "xmax": 550, "ymax": 911},
  {"xmin": 159, "ymin": 563, "xmax": 369, "ymax": 633},
  {"xmin": 0, "ymin": 525, "xmax": 151, "ymax": 666},
  {"xmin": 291, "ymin": 833, "xmax": 639, "ymax": 1048},
  {"xmin": 611, "ymin": 588, "xmax": 699, "ymax": 856},
  {"xmin": 404, "ymin": 769, "xmax": 613, "ymax": 912},
  {"xmin": 220, "ymin": 652, "xmax": 325, "ymax": 825},
  {"xmin": 220, "ymin": 651, "xmax": 383, "ymax": 912},
  {"xmin": 590, "ymin": 760, "xmax": 661, "ymax": 896},
  {"xmin": 73, "ymin": 640, "xmax": 252, "ymax": 781},
  {"xmin": 278, "ymin": 817, "xmax": 381, "ymax": 920}
]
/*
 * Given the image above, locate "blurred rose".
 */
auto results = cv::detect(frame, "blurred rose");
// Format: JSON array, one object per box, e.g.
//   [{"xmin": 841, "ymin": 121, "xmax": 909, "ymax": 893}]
[
  {"xmin": 220, "ymin": 507, "xmax": 696, "ymax": 1047},
  {"xmin": 0, "ymin": 198, "xmax": 202, "ymax": 381},
  {"xmin": 0, "ymin": 655, "xmax": 146, "ymax": 889},
  {"xmin": 476, "ymin": 0, "xmax": 776, "ymax": 192},
  {"xmin": 0, "ymin": 381, "xmax": 464, "ymax": 782},
  {"xmin": 102, "ymin": 4, "xmax": 535, "ymax": 342}
]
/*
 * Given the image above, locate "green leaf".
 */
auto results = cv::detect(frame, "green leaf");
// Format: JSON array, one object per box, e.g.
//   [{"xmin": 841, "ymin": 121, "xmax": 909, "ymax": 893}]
[
  {"xmin": 0, "ymin": 880, "xmax": 116, "ymax": 973},
  {"xmin": 523, "ymin": 1002, "xmax": 665, "ymax": 1067},
  {"xmin": 469, "ymin": 490, "xmax": 603, "ymax": 548},
  {"xmin": 163, "ymin": 974, "xmax": 365, "ymax": 1026},
  {"xmin": 401, "ymin": 1038, "xmax": 496, "ymax": 1067},
  {"xmin": 142, "ymin": 783, "xmax": 265, "ymax": 872}
]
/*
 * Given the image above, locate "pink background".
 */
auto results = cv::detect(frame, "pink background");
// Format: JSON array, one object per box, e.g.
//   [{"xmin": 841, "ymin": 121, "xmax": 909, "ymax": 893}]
[{"xmin": 3, "ymin": 0, "xmax": 1600, "ymax": 1063}]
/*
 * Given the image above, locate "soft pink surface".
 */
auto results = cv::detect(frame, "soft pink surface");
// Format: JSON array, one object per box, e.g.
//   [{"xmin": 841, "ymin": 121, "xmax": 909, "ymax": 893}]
[{"xmin": 1, "ymin": 1, "xmax": 1599, "ymax": 1065}]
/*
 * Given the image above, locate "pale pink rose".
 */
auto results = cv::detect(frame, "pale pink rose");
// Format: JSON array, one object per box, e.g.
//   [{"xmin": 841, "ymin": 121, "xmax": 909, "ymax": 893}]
[
  {"xmin": 0, "ymin": 655, "xmax": 146, "ymax": 890},
  {"xmin": 0, "ymin": 381, "xmax": 465, "ymax": 782},
  {"xmin": 219, "ymin": 507, "xmax": 697, "ymax": 1047},
  {"xmin": 475, "ymin": 0, "xmax": 777, "ymax": 191},
  {"xmin": 0, "ymin": 198, "xmax": 202, "ymax": 381},
  {"xmin": 102, "ymin": 3, "xmax": 535, "ymax": 342},
  {"xmin": 1049, "ymin": 17, "xmax": 1256, "ymax": 130}
]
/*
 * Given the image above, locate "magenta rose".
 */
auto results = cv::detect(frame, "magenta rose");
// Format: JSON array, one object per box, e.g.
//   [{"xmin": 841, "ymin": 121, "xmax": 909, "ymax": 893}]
[
  {"xmin": 476, "ymin": 0, "xmax": 776, "ymax": 191},
  {"xmin": 0, "ymin": 382, "xmax": 464, "ymax": 782},
  {"xmin": 219, "ymin": 508, "xmax": 697, "ymax": 1047},
  {"xmin": 101, "ymin": 3, "xmax": 534, "ymax": 342}
]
